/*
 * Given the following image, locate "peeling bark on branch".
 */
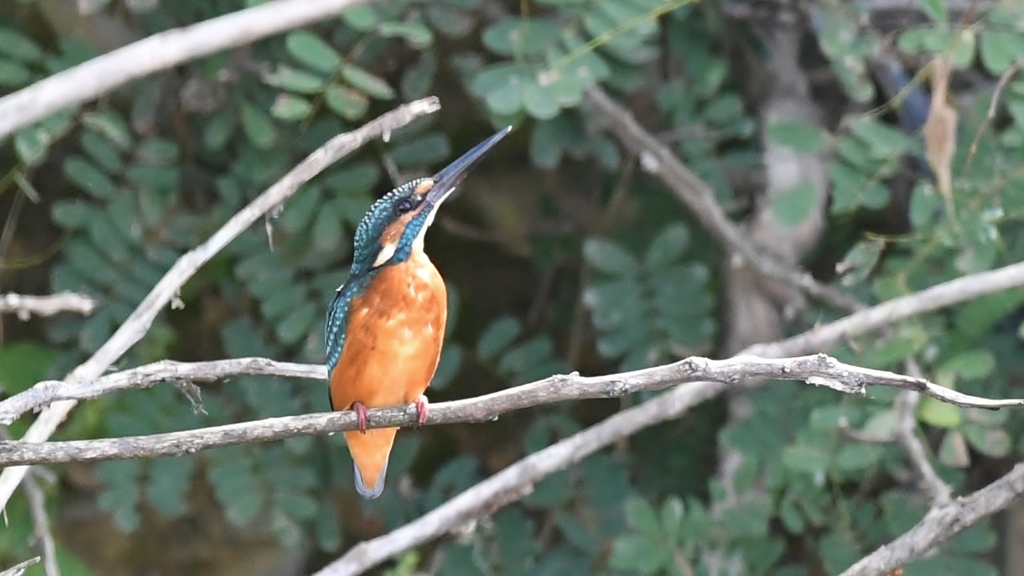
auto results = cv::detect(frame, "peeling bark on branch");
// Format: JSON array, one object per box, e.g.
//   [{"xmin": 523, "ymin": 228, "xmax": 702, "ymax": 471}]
[
  {"xmin": 0, "ymin": 292, "xmax": 97, "ymax": 319},
  {"xmin": 1, "ymin": 354, "xmax": 1022, "ymax": 467}
]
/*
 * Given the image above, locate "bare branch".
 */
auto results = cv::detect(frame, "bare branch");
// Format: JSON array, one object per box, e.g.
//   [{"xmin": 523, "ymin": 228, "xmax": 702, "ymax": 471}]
[
  {"xmin": 0, "ymin": 97, "xmax": 441, "ymax": 509},
  {"xmin": 0, "ymin": 292, "xmax": 97, "ymax": 320},
  {"xmin": 0, "ymin": 358, "xmax": 325, "ymax": 425},
  {"xmin": 840, "ymin": 462, "xmax": 1024, "ymax": 576},
  {"xmin": 584, "ymin": 87, "xmax": 864, "ymax": 313},
  {"xmin": 0, "ymin": 353, "xmax": 1020, "ymax": 465},
  {"xmin": 317, "ymin": 259, "xmax": 1024, "ymax": 575},
  {"xmin": 0, "ymin": 0, "xmax": 375, "ymax": 140},
  {"xmin": 22, "ymin": 474, "xmax": 59, "ymax": 576},
  {"xmin": 897, "ymin": 361, "xmax": 952, "ymax": 507},
  {"xmin": 0, "ymin": 558, "xmax": 40, "ymax": 576}
]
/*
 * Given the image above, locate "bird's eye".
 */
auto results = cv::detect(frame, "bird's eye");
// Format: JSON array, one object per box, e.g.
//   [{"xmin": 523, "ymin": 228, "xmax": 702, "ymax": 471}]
[{"xmin": 395, "ymin": 197, "xmax": 417, "ymax": 215}]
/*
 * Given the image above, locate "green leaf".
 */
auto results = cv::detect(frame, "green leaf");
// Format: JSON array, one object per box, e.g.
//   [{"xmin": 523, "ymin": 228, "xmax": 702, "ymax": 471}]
[
  {"xmin": 80, "ymin": 131, "xmax": 124, "ymax": 173},
  {"xmin": 848, "ymin": 117, "xmax": 916, "ymax": 157},
  {"xmin": 482, "ymin": 18, "xmax": 562, "ymax": 57},
  {"xmin": 529, "ymin": 119, "xmax": 564, "ymax": 169},
  {"xmin": 0, "ymin": 59, "xmax": 31, "ymax": 86},
  {"xmin": 609, "ymin": 535, "xmax": 670, "ymax": 574},
  {"xmin": 918, "ymin": 395, "xmax": 962, "ymax": 428},
  {"xmin": 341, "ymin": 64, "xmax": 395, "ymax": 100},
  {"xmin": 624, "ymin": 496, "xmax": 660, "ymax": 535},
  {"xmin": 135, "ymin": 138, "xmax": 179, "ymax": 165},
  {"xmin": 315, "ymin": 503, "xmax": 342, "ymax": 551},
  {"xmin": 766, "ymin": 120, "xmax": 828, "ymax": 152},
  {"xmin": 834, "ymin": 443, "xmax": 882, "ymax": 473},
  {"xmin": 938, "ymin": 349, "xmax": 996, "ymax": 381},
  {"xmin": 145, "ymin": 458, "xmax": 193, "ymax": 518},
  {"xmin": 324, "ymin": 84, "xmax": 369, "ymax": 121},
  {"xmin": 660, "ymin": 496, "xmax": 685, "ymax": 542},
  {"xmin": 860, "ymin": 409, "xmax": 899, "ymax": 442},
  {"xmin": 0, "ymin": 341, "xmax": 60, "ymax": 394},
  {"xmin": 522, "ymin": 77, "xmax": 560, "ymax": 120},
  {"xmin": 583, "ymin": 238, "xmax": 638, "ymax": 276},
  {"xmin": 63, "ymin": 155, "xmax": 117, "ymax": 199},
  {"xmin": 275, "ymin": 302, "xmax": 316, "ymax": 345},
  {"xmin": 819, "ymin": 530, "xmax": 864, "ymax": 575},
  {"xmin": 477, "ymin": 316, "xmax": 522, "ymax": 360},
  {"xmin": 389, "ymin": 132, "xmax": 450, "ymax": 167},
  {"xmin": 379, "ymin": 21, "xmax": 434, "ymax": 48},
  {"xmin": 14, "ymin": 126, "xmax": 49, "ymax": 166},
  {"xmin": 0, "ymin": 28, "xmax": 43, "ymax": 62},
  {"xmin": 962, "ymin": 423, "xmax": 1011, "ymax": 458},
  {"xmin": 263, "ymin": 65, "xmax": 327, "ymax": 94},
  {"xmin": 916, "ymin": 0, "xmax": 948, "ymax": 21},
  {"xmin": 285, "ymin": 31, "xmax": 342, "ymax": 74},
  {"xmin": 82, "ymin": 109, "xmax": 133, "ymax": 149},
  {"xmin": 271, "ymin": 94, "xmax": 313, "ymax": 121},
  {"xmin": 312, "ymin": 206, "xmax": 343, "ymax": 254},
  {"xmin": 770, "ymin": 181, "xmax": 819, "ymax": 227},
  {"xmin": 979, "ymin": 30, "xmax": 1023, "ymax": 75},
  {"xmin": 51, "ymin": 200, "xmax": 93, "ymax": 230},
  {"xmin": 274, "ymin": 490, "xmax": 318, "ymax": 521},
  {"xmin": 401, "ymin": 51, "xmax": 437, "ymax": 100},
  {"xmin": 340, "ymin": 5, "xmax": 378, "ymax": 31},
  {"xmin": 240, "ymin": 102, "xmax": 276, "ymax": 149},
  {"xmin": 781, "ymin": 440, "xmax": 831, "ymax": 475},
  {"xmin": 644, "ymin": 223, "xmax": 689, "ymax": 268},
  {"xmin": 837, "ymin": 238, "xmax": 885, "ymax": 287},
  {"xmin": 938, "ymin": 430, "xmax": 971, "ymax": 468}
]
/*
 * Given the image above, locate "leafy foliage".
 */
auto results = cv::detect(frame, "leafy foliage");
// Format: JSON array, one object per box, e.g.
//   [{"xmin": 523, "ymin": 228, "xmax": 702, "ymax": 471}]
[{"xmin": 4, "ymin": 0, "xmax": 1024, "ymax": 575}]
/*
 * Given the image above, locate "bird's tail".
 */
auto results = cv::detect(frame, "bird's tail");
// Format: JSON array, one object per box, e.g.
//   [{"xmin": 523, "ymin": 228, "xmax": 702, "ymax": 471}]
[{"xmin": 344, "ymin": 427, "xmax": 397, "ymax": 499}]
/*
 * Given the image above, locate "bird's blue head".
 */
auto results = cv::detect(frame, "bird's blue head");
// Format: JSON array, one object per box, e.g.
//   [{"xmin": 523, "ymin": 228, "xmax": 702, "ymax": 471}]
[{"xmin": 350, "ymin": 126, "xmax": 512, "ymax": 277}]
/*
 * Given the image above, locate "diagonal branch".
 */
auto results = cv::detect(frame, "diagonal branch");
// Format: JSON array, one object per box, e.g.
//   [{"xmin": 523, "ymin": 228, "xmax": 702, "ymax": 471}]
[
  {"xmin": 839, "ymin": 462, "xmax": 1024, "ymax": 576},
  {"xmin": 0, "ymin": 97, "xmax": 442, "ymax": 510},
  {"xmin": 0, "ymin": 558, "xmax": 40, "ymax": 576},
  {"xmin": 0, "ymin": 292, "xmax": 97, "ymax": 320},
  {"xmin": 0, "ymin": 0, "xmax": 375, "ymax": 140},
  {"xmin": 584, "ymin": 87, "xmax": 864, "ymax": 313},
  {"xmin": 22, "ymin": 474, "xmax": 59, "ymax": 576},
  {"xmin": 316, "ymin": 259, "xmax": 1024, "ymax": 575}
]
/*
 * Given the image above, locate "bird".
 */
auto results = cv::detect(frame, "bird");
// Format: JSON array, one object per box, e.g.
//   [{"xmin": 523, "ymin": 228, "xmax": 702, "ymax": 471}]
[{"xmin": 324, "ymin": 127, "xmax": 511, "ymax": 499}]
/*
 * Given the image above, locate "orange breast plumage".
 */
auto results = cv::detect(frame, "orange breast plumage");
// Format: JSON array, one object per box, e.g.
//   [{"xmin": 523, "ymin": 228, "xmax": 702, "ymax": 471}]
[
  {"xmin": 328, "ymin": 252, "xmax": 446, "ymax": 498},
  {"xmin": 329, "ymin": 252, "xmax": 446, "ymax": 411}
]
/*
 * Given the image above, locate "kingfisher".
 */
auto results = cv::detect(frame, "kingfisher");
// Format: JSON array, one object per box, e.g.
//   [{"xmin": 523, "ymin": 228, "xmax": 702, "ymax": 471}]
[{"xmin": 325, "ymin": 127, "xmax": 511, "ymax": 499}]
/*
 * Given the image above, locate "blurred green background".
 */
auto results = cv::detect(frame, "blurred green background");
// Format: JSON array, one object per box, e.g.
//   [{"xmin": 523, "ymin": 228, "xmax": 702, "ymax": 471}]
[{"xmin": 3, "ymin": 0, "xmax": 1024, "ymax": 574}]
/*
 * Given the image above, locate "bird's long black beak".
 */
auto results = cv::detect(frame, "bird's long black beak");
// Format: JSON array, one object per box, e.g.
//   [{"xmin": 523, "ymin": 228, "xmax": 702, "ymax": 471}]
[{"xmin": 424, "ymin": 126, "xmax": 511, "ymax": 207}]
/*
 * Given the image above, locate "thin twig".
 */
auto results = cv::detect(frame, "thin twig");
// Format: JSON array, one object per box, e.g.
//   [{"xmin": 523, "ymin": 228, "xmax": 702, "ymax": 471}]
[
  {"xmin": 898, "ymin": 360, "xmax": 952, "ymax": 506},
  {"xmin": 0, "ymin": 292, "xmax": 97, "ymax": 320},
  {"xmin": 22, "ymin": 474, "xmax": 59, "ymax": 576},
  {"xmin": 840, "ymin": 462, "xmax": 1024, "ymax": 576},
  {"xmin": 584, "ymin": 87, "xmax": 864, "ymax": 313},
  {"xmin": 0, "ymin": 0, "xmax": 376, "ymax": 140},
  {"xmin": 0, "ymin": 97, "xmax": 441, "ymax": 509},
  {"xmin": 316, "ymin": 258, "xmax": 1024, "ymax": 576},
  {"xmin": 0, "ymin": 354, "xmax": 1022, "ymax": 467},
  {"xmin": 0, "ymin": 358, "xmax": 323, "ymax": 424},
  {"xmin": 966, "ymin": 61, "xmax": 1021, "ymax": 171},
  {"xmin": 0, "ymin": 558, "xmax": 40, "ymax": 576}
]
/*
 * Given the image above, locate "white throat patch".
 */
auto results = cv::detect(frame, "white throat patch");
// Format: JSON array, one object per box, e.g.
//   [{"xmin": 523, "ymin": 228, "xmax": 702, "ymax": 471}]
[{"xmin": 372, "ymin": 242, "xmax": 397, "ymax": 268}]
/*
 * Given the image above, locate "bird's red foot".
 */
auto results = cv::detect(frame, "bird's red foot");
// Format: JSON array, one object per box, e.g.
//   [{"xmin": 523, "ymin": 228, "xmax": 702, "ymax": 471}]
[
  {"xmin": 352, "ymin": 402, "xmax": 369, "ymax": 434},
  {"xmin": 415, "ymin": 395, "xmax": 429, "ymax": 426}
]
